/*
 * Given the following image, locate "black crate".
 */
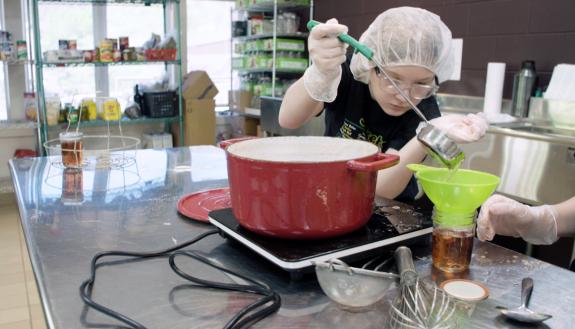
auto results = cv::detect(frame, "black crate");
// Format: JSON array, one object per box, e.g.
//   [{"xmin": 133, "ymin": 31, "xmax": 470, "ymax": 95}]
[{"xmin": 142, "ymin": 91, "xmax": 178, "ymax": 118}]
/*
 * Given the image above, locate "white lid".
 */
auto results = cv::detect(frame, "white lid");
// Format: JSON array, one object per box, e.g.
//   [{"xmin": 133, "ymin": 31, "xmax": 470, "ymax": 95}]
[
  {"xmin": 226, "ymin": 136, "xmax": 378, "ymax": 163},
  {"xmin": 440, "ymin": 279, "xmax": 489, "ymax": 302},
  {"xmin": 59, "ymin": 132, "xmax": 83, "ymax": 141}
]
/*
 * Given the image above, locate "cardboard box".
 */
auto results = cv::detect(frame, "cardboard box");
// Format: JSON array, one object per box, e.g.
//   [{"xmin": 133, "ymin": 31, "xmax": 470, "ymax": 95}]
[
  {"xmin": 182, "ymin": 71, "xmax": 219, "ymax": 100},
  {"xmin": 173, "ymin": 99, "xmax": 216, "ymax": 146},
  {"xmin": 229, "ymin": 90, "xmax": 253, "ymax": 112},
  {"xmin": 143, "ymin": 132, "xmax": 173, "ymax": 149}
]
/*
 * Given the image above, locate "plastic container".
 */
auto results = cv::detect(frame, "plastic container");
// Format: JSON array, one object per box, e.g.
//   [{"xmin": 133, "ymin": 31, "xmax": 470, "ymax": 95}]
[
  {"xmin": 45, "ymin": 96, "xmax": 61, "ymax": 126},
  {"xmin": 142, "ymin": 91, "xmax": 177, "ymax": 118},
  {"xmin": 511, "ymin": 60, "xmax": 537, "ymax": 118}
]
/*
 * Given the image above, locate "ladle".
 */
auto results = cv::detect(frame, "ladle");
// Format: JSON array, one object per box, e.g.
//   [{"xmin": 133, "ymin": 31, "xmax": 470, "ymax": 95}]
[
  {"xmin": 496, "ymin": 277, "xmax": 552, "ymax": 323},
  {"xmin": 307, "ymin": 20, "xmax": 465, "ymax": 169}
]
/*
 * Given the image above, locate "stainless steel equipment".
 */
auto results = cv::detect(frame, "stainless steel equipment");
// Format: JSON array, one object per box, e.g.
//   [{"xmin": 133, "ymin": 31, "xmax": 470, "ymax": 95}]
[
  {"xmin": 315, "ymin": 258, "xmax": 398, "ymax": 309},
  {"xmin": 260, "ymin": 96, "xmax": 325, "ymax": 136},
  {"xmin": 496, "ymin": 277, "xmax": 552, "ymax": 323},
  {"xmin": 417, "ymin": 124, "xmax": 465, "ymax": 169},
  {"xmin": 390, "ymin": 246, "xmax": 455, "ymax": 329}
]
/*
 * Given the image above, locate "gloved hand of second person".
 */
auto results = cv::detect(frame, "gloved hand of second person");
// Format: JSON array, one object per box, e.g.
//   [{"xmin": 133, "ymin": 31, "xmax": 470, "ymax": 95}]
[
  {"xmin": 429, "ymin": 113, "xmax": 489, "ymax": 143},
  {"xmin": 477, "ymin": 194, "xmax": 559, "ymax": 245},
  {"xmin": 303, "ymin": 18, "xmax": 348, "ymax": 103}
]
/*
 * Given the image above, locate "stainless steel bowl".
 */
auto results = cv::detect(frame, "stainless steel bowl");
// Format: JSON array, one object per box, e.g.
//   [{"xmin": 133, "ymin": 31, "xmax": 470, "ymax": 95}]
[
  {"xmin": 417, "ymin": 123, "xmax": 465, "ymax": 169},
  {"xmin": 315, "ymin": 259, "xmax": 398, "ymax": 310}
]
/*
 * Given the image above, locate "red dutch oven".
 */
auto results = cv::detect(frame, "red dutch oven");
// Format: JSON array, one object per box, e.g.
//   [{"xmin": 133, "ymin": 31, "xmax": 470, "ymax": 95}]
[{"xmin": 220, "ymin": 136, "xmax": 399, "ymax": 239}]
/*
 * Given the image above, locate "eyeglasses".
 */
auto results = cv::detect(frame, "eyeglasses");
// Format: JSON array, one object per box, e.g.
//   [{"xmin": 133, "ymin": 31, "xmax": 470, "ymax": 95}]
[{"xmin": 375, "ymin": 67, "xmax": 439, "ymax": 100}]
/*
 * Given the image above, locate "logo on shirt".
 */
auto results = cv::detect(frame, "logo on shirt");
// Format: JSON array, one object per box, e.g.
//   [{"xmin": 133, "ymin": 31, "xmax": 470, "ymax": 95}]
[{"xmin": 339, "ymin": 118, "xmax": 385, "ymax": 150}]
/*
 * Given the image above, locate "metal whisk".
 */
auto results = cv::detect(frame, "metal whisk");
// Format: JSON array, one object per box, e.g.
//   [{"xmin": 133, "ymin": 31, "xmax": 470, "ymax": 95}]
[{"xmin": 390, "ymin": 246, "xmax": 456, "ymax": 329}]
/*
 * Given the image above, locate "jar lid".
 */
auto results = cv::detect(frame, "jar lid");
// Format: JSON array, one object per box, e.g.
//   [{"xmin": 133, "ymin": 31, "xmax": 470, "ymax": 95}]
[
  {"xmin": 439, "ymin": 279, "xmax": 489, "ymax": 302},
  {"xmin": 59, "ymin": 131, "xmax": 83, "ymax": 141}
]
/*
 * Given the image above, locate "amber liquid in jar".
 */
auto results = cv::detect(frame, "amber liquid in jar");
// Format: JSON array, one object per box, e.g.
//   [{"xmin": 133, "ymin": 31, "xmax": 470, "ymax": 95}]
[
  {"xmin": 432, "ymin": 227, "xmax": 474, "ymax": 273},
  {"xmin": 59, "ymin": 132, "xmax": 83, "ymax": 168},
  {"xmin": 431, "ymin": 208, "xmax": 476, "ymax": 273}
]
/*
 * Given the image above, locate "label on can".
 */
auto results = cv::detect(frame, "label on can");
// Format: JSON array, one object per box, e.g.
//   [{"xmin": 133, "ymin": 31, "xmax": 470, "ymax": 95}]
[
  {"xmin": 119, "ymin": 37, "xmax": 129, "ymax": 51},
  {"xmin": 16, "ymin": 40, "xmax": 27, "ymax": 60},
  {"xmin": 59, "ymin": 40, "xmax": 69, "ymax": 50},
  {"xmin": 113, "ymin": 49, "xmax": 121, "ymax": 62}
]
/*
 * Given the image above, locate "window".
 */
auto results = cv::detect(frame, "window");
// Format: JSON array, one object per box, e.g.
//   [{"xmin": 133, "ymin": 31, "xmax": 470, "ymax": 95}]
[
  {"xmin": 38, "ymin": 3, "xmax": 95, "ymax": 104},
  {"xmin": 187, "ymin": 0, "xmax": 233, "ymax": 107},
  {"xmin": 37, "ymin": 2, "xmax": 169, "ymax": 109},
  {"xmin": 106, "ymin": 4, "xmax": 166, "ymax": 108}
]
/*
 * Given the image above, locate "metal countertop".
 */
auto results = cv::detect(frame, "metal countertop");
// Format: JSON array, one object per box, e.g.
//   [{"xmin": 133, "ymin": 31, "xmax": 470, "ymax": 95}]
[{"xmin": 9, "ymin": 146, "xmax": 575, "ymax": 328}]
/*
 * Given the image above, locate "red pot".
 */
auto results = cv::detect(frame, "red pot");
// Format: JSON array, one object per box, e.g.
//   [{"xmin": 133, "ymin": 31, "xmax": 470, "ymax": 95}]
[{"xmin": 220, "ymin": 136, "xmax": 399, "ymax": 239}]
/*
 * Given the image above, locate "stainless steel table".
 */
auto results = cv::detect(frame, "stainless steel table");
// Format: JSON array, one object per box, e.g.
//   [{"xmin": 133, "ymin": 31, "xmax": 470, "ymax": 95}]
[{"xmin": 9, "ymin": 146, "xmax": 575, "ymax": 329}]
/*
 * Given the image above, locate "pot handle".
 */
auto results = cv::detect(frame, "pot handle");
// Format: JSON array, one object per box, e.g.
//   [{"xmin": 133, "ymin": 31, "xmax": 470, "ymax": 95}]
[
  {"xmin": 218, "ymin": 136, "xmax": 259, "ymax": 150},
  {"xmin": 347, "ymin": 153, "xmax": 399, "ymax": 172}
]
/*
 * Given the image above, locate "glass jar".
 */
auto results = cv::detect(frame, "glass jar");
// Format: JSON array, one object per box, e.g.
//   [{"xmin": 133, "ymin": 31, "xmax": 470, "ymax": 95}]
[
  {"xmin": 431, "ymin": 208, "xmax": 476, "ymax": 273},
  {"xmin": 59, "ymin": 131, "xmax": 84, "ymax": 168}
]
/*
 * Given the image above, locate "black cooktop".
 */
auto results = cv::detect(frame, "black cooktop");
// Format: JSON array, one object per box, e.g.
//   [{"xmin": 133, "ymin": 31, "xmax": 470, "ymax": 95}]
[{"xmin": 208, "ymin": 199, "xmax": 432, "ymax": 272}]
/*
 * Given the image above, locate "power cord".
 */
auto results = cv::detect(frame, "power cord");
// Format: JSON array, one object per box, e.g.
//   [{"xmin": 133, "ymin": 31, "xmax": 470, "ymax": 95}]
[{"xmin": 79, "ymin": 229, "xmax": 281, "ymax": 328}]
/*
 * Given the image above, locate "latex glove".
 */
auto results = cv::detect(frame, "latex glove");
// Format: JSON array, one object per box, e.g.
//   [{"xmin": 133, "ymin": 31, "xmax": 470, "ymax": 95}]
[
  {"xmin": 303, "ymin": 18, "xmax": 348, "ymax": 102},
  {"xmin": 477, "ymin": 194, "xmax": 559, "ymax": 245},
  {"xmin": 429, "ymin": 113, "xmax": 489, "ymax": 143}
]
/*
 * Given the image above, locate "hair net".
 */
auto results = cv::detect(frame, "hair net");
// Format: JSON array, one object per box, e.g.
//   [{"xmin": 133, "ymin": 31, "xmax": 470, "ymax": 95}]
[{"xmin": 350, "ymin": 7, "xmax": 455, "ymax": 84}]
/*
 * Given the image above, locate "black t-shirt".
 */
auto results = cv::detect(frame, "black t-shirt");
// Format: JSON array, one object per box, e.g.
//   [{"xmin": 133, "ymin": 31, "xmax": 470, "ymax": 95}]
[{"xmin": 323, "ymin": 57, "xmax": 441, "ymax": 200}]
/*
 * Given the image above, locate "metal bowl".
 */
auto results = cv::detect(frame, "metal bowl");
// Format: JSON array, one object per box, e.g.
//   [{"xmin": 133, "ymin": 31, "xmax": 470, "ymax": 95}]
[
  {"xmin": 417, "ymin": 124, "xmax": 465, "ymax": 169},
  {"xmin": 315, "ymin": 259, "xmax": 398, "ymax": 310}
]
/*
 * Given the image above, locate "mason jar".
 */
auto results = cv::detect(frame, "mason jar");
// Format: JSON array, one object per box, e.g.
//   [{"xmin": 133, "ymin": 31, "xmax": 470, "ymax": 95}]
[{"xmin": 431, "ymin": 208, "xmax": 476, "ymax": 273}]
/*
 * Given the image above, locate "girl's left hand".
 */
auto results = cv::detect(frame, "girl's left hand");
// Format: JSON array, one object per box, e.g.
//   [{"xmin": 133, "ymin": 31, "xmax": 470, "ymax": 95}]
[{"xmin": 430, "ymin": 113, "xmax": 488, "ymax": 143}]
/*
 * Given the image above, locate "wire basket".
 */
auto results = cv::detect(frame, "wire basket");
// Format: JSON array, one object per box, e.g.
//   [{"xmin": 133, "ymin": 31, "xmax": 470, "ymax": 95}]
[{"xmin": 44, "ymin": 135, "xmax": 140, "ymax": 170}]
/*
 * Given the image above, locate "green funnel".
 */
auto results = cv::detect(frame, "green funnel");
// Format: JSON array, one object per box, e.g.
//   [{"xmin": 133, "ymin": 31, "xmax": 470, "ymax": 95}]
[{"xmin": 407, "ymin": 164, "xmax": 500, "ymax": 219}]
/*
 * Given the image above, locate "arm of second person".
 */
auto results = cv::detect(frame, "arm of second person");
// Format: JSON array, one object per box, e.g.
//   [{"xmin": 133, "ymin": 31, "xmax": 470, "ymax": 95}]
[
  {"xmin": 278, "ymin": 78, "xmax": 324, "ymax": 129},
  {"xmin": 556, "ymin": 196, "xmax": 575, "ymax": 237},
  {"xmin": 375, "ymin": 137, "xmax": 428, "ymax": 199}
]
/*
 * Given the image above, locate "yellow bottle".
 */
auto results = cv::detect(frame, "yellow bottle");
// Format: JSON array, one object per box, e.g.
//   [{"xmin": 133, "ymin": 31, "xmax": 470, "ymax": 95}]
[{"xmin": 100, "ymin": 98, "xmax": 121, "ymax": 121}]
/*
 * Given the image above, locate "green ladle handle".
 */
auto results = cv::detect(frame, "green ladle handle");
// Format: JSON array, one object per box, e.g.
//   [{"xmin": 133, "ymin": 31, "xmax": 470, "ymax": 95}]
[{"xmin": 307, "ymin": 20, "xmax": 374, "ymax": 60}]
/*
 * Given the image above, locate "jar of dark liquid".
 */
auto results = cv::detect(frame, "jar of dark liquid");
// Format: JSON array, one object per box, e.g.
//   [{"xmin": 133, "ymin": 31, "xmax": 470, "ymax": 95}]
[
  {"xmin": 431, "ymin": 209, "xmax": 476, "ymax": 273},
  {"xmin": 59, "ymin": 132, "xmax": 83, "ymax": 168}
]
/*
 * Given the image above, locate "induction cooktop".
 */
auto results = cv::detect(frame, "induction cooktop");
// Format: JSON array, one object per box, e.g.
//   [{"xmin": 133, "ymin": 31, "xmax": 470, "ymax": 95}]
[{"xmin": 208, "ymin": 199, "xmax": 432, "ymax": 273}]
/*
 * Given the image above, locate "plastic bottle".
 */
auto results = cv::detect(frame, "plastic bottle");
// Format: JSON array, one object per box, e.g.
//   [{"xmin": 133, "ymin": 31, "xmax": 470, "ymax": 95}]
[{"xmin": 511, "ymin": 60, "xmax": 537, "ymax": 117}]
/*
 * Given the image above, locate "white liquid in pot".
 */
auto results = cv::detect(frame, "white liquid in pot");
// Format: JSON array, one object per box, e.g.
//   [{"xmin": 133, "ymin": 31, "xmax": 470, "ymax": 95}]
[{"xmin": 227, "ymin": 136, "xmax": 379, "ymax": 163}]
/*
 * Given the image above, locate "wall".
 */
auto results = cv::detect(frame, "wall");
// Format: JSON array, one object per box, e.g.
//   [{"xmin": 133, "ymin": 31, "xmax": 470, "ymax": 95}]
[{"xmin": 314, "ymin": 0, "xmax": 575, "ymax": 98}]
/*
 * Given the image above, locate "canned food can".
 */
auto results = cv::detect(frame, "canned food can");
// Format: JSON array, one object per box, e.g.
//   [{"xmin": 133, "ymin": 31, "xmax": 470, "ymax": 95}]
[
  {"xmin": 113, "ymin": 49, "xmax": 121, "ymax": 62},
  {"xmin": 119, "ymin": 37, "xmax": 129, "ymax": 51},
  {"xmin": 59, "ymin": 40, "xmax": 69, "ymax": 50},
  {"xmin": 83, "ymin": 50, "xmax": 93, "ymax": 62},
  {"xmin": 0, "ymin": 30, "xmax": 12, "ymax": 43},
  {"xmin": 16, "ymin": 40, "xmax": 27, "ymax": 60},
  {"xmin": 65, "ymin": 103, "xmax": 78, "ymax": 124}
]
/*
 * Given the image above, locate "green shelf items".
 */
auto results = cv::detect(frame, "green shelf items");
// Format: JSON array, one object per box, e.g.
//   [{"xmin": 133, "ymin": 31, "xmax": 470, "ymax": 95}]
[
  {"xmin": 38, "ymin": 0, "xmax": 171, "ymax": 5},
  {"xmin": 41, "ymin": 59, "xmax": 181, "ymax": 67},
  {"xmin": 45, "ymin": 116, "xmax": 180, "ymax": 129},
  {"xmin": 230, "ymin": 0, "xmax": 313, "ymax": 105},
  {"xmin": 235, "ymin": 0, "xmax": 310, "ymax": 12},
  {"xmin": 232, "ymin": 32, "xmax": 308, "ymax": 42},
  {"xmin": 31, "ymin": 0, "xmax": 184, "ymax": 154}
]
